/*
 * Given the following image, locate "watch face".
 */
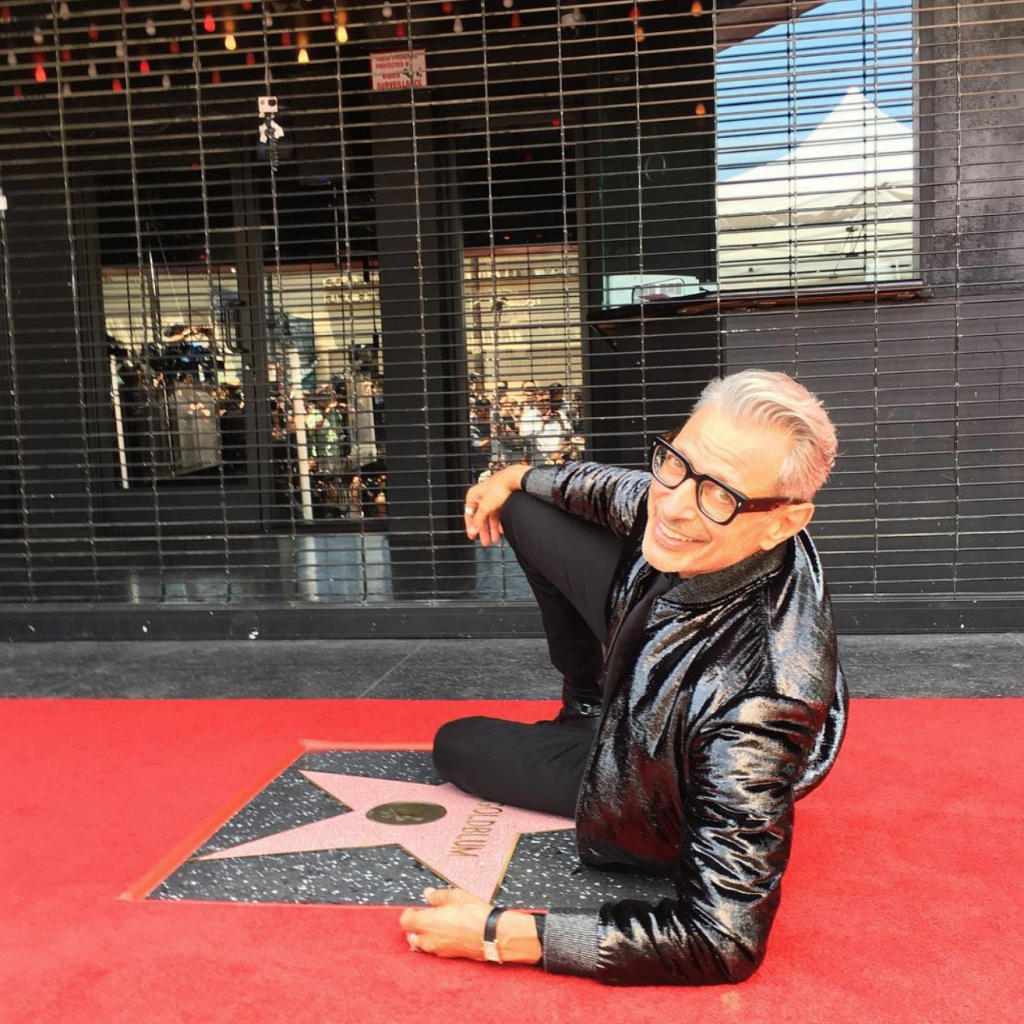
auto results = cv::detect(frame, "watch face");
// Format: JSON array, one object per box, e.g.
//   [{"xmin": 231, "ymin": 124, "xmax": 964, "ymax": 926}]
[{"xmin": 482, "ymin": 940, "xmax": 502, "ymax": 964}]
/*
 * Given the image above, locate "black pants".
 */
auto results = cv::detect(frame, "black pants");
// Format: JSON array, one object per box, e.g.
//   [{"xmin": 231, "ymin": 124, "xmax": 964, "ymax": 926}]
[{"xmin": 432, "ymin": 492, "xmax": 623, "ymax": 817}]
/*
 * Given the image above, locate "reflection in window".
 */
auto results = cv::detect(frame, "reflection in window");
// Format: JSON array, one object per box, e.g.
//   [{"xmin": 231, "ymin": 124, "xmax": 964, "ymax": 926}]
[
  {"xmin": 715, "ymin": 0, "xmax": 914, "ymax": 291},
  {"xmin": 463, "ymin": 247, "xmax": 585, "ymax": 483},
  {"xmin": 270, "ymin": 266, "xmax": 385, "ymax": 522},
  {"xmin": 103, "ymin": 265, "xmax": 237, "ymax": 485},
  {"xmin": 103, "ymin": 263, "xmax": 386, "ymax": 521}
]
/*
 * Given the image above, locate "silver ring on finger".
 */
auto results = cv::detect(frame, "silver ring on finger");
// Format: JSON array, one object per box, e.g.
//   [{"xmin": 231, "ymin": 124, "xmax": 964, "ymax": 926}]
[
  {"xmin": 407, "ymin": 932, "xmax": 420, "ymax": 951},
  {"xmin": 463, "ymin": 505, "xmax": 477, "ymax": 514}
]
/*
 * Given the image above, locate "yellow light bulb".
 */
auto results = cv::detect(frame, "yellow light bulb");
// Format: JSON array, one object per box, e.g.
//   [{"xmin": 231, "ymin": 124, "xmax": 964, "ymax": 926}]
[
  {"xmin": 297, "ymin": 47, "xmax": 310, "ymax": 64},
  {"xmin": 336, "ymin": 25, "xmax": 348, "ymax": 44},
  {"xmin": 225, "ymin": 34, "xmax": 237, "ymax": 51}
]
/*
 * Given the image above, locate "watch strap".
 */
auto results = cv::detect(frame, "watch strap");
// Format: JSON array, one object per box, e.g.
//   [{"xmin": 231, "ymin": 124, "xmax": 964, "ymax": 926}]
[{"xmin": 482, "ymin": 906, "xmax": 506, "ymax": 964}]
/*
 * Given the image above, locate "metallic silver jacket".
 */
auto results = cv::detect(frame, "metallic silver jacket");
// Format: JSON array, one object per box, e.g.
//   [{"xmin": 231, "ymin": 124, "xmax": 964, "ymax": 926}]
[{"xmin": 524, "ymin": 462, "xmax": 848, "ymax": 986}]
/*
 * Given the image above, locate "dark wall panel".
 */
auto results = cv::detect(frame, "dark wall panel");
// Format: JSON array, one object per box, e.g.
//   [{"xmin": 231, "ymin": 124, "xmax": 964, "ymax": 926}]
[{"xmin": 723, "ymin": 293, "xmax": 1024, "ymax": 598}]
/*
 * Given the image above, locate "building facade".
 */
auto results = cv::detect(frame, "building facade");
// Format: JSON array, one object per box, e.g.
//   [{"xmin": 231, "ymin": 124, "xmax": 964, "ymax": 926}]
[{"xmin": 0, "ymin": 0, "xmax": 1021, "ymax": 638}]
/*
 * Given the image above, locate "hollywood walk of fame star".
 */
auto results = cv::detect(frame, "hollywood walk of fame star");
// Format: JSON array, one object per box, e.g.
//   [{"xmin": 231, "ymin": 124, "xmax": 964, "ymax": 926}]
[{"xmin": 197, "ymin": 771, "xmax": 574, "ymax": 901}]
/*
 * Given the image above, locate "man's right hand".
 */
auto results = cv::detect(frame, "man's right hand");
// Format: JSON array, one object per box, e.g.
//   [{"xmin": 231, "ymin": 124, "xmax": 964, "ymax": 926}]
[{"xmin": 463, "ymin": 464, "xmax": 531, "ymax": 547}]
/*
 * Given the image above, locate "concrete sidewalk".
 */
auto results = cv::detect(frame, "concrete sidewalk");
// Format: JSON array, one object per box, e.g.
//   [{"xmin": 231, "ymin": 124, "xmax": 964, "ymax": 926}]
[{"xmin": 2, "ymin": 634, "xmax": 1022, "ymax": 700}]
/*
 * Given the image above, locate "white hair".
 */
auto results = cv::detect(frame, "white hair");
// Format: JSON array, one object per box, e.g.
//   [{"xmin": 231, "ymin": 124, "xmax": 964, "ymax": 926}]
[{"xmin": 692, "ymin": 369, "xmax": 838, "ymax": 501}]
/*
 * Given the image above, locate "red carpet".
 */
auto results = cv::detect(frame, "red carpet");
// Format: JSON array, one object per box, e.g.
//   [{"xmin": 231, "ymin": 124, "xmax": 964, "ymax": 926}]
[{"xmin": 1, "ymin": 698, "xmax": 1021, "ymax": 1024}]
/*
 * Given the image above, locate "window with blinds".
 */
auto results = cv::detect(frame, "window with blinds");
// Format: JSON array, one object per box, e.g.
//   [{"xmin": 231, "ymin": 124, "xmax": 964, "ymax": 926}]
[
  {"xmin": 0, "ymin": 0, "xmax": 1020, "ymax": 628},
  {"xmin": 716, "ymin": 0, "xmax": 914, "ymax": 290}
]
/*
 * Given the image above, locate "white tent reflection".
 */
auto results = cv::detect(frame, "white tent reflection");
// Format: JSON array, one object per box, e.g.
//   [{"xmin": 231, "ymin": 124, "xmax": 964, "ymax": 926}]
[{"xmin": 716, "ymin": 87, "xmax": 914, "ymax": 289}]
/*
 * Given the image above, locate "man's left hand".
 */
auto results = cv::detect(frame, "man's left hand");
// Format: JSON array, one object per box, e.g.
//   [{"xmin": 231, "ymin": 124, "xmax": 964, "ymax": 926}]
[
  {"xmin": 399, "ymin": 887, "xmax": 544, "ymax": 965},
  {"xmin": 399, "ymin": 887, "xmax": 492, "ymax": 960}
]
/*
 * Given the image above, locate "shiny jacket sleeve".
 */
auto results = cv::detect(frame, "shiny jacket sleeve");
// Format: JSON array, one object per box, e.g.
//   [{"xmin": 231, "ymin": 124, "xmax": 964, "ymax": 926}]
[
  {"xmin": 542, "ymin": 693, "xmax": 821, "ymax": 985},
  {"xmin": 523, "ymin": 462, "xmax": 652, "ymax": 540}
]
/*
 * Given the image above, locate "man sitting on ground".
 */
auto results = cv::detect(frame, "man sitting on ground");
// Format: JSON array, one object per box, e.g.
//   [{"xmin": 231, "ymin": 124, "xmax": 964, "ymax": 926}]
[{"xmin": 400, "ymin": 369, "xmax": 848, "ymax": 985}]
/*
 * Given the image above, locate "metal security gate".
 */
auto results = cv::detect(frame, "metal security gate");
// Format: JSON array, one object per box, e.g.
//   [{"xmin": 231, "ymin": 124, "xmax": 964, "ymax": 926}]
[{"xmin": 0, "ymin": 1, "xmax": 1022, "ymax": 637}]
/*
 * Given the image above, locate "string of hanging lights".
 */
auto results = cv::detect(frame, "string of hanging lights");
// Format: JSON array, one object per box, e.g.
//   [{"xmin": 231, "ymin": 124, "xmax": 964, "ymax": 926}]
[
  {"xmin": 0, "ymin": 0, "xmax": 365, "ymax": 98},
  {"xmin": 0, "ymin": 0, "xmax": 698, "ymax": 100}
]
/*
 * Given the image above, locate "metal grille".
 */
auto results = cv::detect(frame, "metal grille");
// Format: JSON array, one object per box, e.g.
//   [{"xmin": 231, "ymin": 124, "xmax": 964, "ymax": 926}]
[{"xmin": 0, "ymin": 1, "xmax": 1021, "ymax": 625}]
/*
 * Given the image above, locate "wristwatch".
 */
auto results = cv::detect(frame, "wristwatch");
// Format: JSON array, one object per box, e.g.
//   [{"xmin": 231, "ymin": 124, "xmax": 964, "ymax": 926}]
[{"xmin": 482, "ymin": 906, "xmax": 506, "ymax": 964}]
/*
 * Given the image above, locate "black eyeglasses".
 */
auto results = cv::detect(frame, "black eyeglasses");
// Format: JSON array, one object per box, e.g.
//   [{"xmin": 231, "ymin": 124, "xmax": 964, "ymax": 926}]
[{"xmin": 650, "ymin": 436, "xmax": 795, "ymax": 526}]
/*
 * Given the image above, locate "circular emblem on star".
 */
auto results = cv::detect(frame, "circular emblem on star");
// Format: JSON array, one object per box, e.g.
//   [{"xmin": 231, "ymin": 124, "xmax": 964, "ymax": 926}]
[{"xmin": 365, "ymin": 801, "xmax": 447, "ymax": 826}]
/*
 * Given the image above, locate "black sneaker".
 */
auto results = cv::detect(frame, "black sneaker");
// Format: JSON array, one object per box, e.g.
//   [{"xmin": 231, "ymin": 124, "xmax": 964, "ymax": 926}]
[
  {"xmin": 539, "ymin": 676, "xmax": 603, "ymax": 729},
  {"xmin": 549, "ymin": 694, "xmax": 603, "ymax": 730}
]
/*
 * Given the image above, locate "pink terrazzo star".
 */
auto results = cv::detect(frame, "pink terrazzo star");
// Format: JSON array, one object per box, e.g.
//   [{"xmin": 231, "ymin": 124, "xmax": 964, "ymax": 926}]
[{"xmin": 197, "ymin": 771, "xmax": 574, "ymax": 901}]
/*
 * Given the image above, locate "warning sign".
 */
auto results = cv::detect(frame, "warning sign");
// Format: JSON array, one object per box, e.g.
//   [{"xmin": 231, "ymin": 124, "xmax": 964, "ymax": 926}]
[{"xmin": 371, "ymin": 49, "xmax": 428, "ymax": 91}]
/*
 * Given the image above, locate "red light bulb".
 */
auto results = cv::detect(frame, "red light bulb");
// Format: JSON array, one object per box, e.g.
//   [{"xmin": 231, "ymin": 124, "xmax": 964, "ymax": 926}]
[
  {"xmin": 203, "ymin": 12, "xmax": 216, "ymax": 33},
  {"xmin": 211, "ymin": 69, "xmax": 221, "ymax": 84},
  {"xmin": 511, "ymin": 11, "xmax": 521, "ymax": 26},
  {"xmin": 88, "ymin": 23, "xmax": 100, "ymax": 41},
  {"xmin": 442, "ymin": 1, "xmax": 453, "ymax": 12},
  {"xmin": 245, "ymin": 51, "xmax": 255, "ymax": 66},
  {"xmin": 169, "ymin": 38, "xmax": 181, "ymax": 55},
  {"xmin": 321, "ymin": 10, "xmax": 332, "ymax": 24},
  {"xmin": 61, "ymin": 48, "xmax": 71, "ymax": 63},
  {"xmin": 628, "ymin": 5, "xmax": 640, "ymax": 21},
  {"xmin": 395, "ymin": 21, "xmax": 406, "ymax": 38},
  {"xmin": 112, "ymin": 78, "xmax": 123, "ymax": 92},
  {"xmin": 139, "ymin": 58, "xmax": 151, "ymax": 74},
  {"xmin": 281, "ymin": 30, "xmax": 292, "ymax": 47},
  {"xmin": 34, "ymin": 64, "xmax": 47, "ymax": 83}
]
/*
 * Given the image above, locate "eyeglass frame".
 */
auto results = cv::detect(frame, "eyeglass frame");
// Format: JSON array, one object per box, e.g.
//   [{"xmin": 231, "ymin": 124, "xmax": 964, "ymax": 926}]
[{"xmin": 650, "ymin": 435, "xmax": 798, "ymax": 526}]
